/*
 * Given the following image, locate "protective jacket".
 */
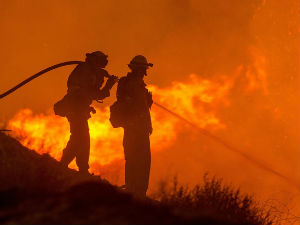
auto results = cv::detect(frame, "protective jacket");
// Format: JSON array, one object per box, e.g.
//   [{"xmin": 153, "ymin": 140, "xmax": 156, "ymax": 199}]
[
  {"xmin": 116, "ymin": 72, "xmax": 152, "ymax": 133},
  {"xmin": 54, "ymin": 62, "xmax": 110, "ymax": 119}
]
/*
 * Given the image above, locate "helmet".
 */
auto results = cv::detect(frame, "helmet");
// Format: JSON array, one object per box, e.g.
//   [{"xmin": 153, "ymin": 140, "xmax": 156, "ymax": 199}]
[
  {"xmin": 128, "ymin": 55, "xmax": 153, "ymax": 68},
  {"xmin": 86, "ymin": 51, "xmax": 108, "ymax": 68},
  {"xmin": 86, "ymin": 51, "xmax": 108, "ymax": 59}
]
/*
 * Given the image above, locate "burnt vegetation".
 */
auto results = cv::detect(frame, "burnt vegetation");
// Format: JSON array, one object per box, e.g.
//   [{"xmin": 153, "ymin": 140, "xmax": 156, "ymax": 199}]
[{"xmin": 0, "ymin": 132, "xmax": 274, "ymax": 225}]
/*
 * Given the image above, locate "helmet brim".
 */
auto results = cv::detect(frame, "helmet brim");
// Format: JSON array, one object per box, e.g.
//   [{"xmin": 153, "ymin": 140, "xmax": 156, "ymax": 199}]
[{"xmin": 128, "ymin": 62, "xmax": 153, "ymax": 67}]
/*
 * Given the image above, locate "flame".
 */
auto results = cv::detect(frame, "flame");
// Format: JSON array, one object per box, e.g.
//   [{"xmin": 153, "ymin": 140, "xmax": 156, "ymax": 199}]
[
  {"xmin": 7, "ymin": 75, "xmax": 233, "ymax": 177},
  {"xmin": 149, "ymin": 74, "xmax": 234, "ymax": 130}
]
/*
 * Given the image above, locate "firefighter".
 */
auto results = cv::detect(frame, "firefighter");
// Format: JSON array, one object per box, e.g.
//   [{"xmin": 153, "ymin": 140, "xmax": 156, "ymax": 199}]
[
  {"xmin": 55, "ymin": 51, "xmax": 118, "ymax": 174},
  {"xmin": 116, "ymin": 55, "xmax": 153, "ymax": 197}
]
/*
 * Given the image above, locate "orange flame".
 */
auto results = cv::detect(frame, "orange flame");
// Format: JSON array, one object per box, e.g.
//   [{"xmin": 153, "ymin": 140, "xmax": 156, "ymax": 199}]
[{"xmin": 7, "ymin": 74, "xmax": 232, "ymax": 177}]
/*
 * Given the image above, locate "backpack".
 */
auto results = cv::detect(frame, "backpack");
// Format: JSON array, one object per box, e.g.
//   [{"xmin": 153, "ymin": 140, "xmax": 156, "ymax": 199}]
[
  {"xmin": 109, "ymin": 101, "xmax": 126, "ymax": 128},
  {"xmin": 53, "ymin": 95, "xmax": 69, "ymax": 117}
]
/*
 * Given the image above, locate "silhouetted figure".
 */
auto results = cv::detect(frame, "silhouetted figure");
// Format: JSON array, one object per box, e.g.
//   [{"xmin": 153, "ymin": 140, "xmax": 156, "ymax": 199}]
[
  {"xmin": 116, "ymin": 55, "xmax": 153, "ymax": 197},
  {"xmin": 54, "ymin": 51, "xmax": 118, "ymax": 174}
]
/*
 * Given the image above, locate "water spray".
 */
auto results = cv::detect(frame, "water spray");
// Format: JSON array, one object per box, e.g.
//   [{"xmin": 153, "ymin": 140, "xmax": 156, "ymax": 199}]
[{"xmin": 153, "ymin": 102, "xmax": 300, "ymax": 191}]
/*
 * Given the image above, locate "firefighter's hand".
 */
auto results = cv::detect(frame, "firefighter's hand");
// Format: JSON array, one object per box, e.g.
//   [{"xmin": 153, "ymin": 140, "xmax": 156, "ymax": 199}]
[{"xmin": 105, "ymin": 75, "xmax": 118, "ymax": 89}]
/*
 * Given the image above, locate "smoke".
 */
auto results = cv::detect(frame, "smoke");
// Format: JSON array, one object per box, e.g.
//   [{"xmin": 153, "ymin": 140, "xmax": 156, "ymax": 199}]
[{"xmin": 1, "ymin": 0, "xmax": 263, "ymax": 112}]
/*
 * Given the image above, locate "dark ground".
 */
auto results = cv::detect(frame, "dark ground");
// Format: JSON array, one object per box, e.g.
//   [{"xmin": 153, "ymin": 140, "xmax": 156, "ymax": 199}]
[{"xmin": 0, "ymin": 132, "xmax": 272, "ymax": 225}]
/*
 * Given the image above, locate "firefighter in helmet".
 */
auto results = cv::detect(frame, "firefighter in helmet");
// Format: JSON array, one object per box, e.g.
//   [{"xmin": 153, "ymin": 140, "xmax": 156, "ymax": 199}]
[
  {"xmin": 55, "ymin": 51, "xmax": 118, "ymax": 174},
  {"xmin": 116, "ymin": 55, "xmax": 153, "ymax": 197}
]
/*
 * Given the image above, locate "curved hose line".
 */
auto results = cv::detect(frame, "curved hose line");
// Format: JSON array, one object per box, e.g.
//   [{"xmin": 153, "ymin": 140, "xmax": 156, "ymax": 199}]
[{"xmin": 0, "ymin": 61, "xmax": 84, "ymax": 99}]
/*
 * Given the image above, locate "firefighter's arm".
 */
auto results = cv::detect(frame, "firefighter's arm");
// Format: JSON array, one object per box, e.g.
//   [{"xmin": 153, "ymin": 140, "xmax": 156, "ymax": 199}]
[
  {"xmin": 96, "ymin": 75, "xmax": 118, "ymax": 100},
  {"xmin": 147, "ymin": 90, "xmax": 153, "ymax": 108}
]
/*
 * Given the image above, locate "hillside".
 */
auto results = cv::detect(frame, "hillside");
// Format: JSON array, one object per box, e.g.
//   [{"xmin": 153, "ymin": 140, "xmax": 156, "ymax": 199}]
[{"xmin": 0, "ymin": 132, "xmax": 272, "ymax": 225}]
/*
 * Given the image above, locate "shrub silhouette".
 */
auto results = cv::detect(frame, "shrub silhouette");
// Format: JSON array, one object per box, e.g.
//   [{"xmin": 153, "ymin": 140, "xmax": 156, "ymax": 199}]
[{"xmin": 154, "ymin": 175, "xmax": 273, "ymax": 225}]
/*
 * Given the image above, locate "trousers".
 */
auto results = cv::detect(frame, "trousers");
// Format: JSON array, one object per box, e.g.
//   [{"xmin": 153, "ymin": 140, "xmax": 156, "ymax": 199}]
[
  {"xmin": 60, "ymin": 116, "xmax": 90, "ymax": 173},
  {"xmin": 123, "ymin": 128, "xmax": 151, "ymax": 197}
]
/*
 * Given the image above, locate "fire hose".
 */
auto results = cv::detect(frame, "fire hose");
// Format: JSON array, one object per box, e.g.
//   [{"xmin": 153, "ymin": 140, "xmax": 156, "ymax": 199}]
[
  {"xmin": 0, "ymin": 61, "xmax": 299, "ymax": 190},
  {"xmin": 1, "ymin": 61, "xmax": 86, "ymax": 99}
]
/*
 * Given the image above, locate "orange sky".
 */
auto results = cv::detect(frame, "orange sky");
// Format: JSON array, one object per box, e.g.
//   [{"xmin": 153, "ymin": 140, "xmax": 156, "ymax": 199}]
[{"xmin": 1, "ymin": 0, "xmax": 299, "ymax": 223}]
